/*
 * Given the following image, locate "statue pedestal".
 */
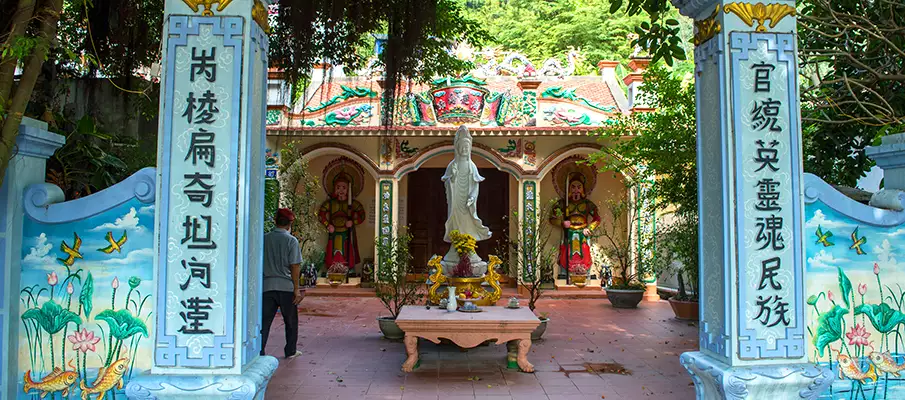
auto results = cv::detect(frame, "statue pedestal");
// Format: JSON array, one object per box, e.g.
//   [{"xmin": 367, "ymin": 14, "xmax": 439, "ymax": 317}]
[
  {"xmin": 429, "ymin": 255, "xmax": 502, "ymax": 306},
  {"xmin": 680, "ymin": 352, "xmax": 832, "ymax": 400},
  {"xmin": 440, "ymin": 246, "xmax": 488, "ymax": 276}
]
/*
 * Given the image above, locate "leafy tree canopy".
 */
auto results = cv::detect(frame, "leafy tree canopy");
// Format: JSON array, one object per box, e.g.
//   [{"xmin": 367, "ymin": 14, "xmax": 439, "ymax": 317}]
[{"xmin": 460, "ymin": 0, "xmax": 693, "ymax": 75}]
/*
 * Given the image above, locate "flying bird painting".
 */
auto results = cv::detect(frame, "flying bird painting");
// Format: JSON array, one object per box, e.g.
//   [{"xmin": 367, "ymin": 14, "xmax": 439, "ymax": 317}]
[{"xmin": 57, "ymin": 233, "xmax": 83, "ymax": 266}]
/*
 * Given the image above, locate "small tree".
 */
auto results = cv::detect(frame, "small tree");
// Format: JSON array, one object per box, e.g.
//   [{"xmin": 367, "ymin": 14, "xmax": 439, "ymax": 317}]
[
  {"xmin": 598, "ymin": 196, "xmax": 655, "ymax": 290},
  {"xmin": 375, "ymin": 229, "xmax": 423, "ymax": 319},
  {"xmin": 512, "ymin": 200, "xmax": 559, "ymax": 313},
  {"xmin": 652, "ymin": 212, "xmax": 698, "ymax": 301},
  {"xmin": 278, "ymin": 142, "xmax": 324, "ymax": 262}
]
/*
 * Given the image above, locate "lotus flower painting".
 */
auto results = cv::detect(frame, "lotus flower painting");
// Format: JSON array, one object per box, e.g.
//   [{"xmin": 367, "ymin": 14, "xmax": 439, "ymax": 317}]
[
  {"xmin": 805, "ymin": 200, "xmax": 905, "ymax": 399},
  {"xmin": 18, "ymin": 198, "xmax": 154, "ymax": 399}
]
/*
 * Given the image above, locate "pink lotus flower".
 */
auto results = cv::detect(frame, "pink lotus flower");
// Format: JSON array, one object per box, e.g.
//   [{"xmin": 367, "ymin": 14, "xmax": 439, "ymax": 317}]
[
  {"xmin": 846, "ymin": 323, "xmax": 871, "ymax": 347},
  {"xmin": 47, "ymin": 272, "xmax": 58, "ymax": 286},
  {"xmin": 68, "ymin": 328, "xmax": 101, "ymax": 353},
  {"xmin": 112, "ymin": 277, "xmax": 120, "ymax": 289},
  {"xmin": 66, "ymin": 282, "xmax": 74, "ymax": 295},
  {"xmin": 828, "ymin": 290, "xmax": 834, "ymax": 302},
  {"xmin": 858, "ymin": 283, "xmax": 868, "ymax": 296},
  {"xmin": 874, "ymin": 263, "xmax": 880, "ymax": 275}
]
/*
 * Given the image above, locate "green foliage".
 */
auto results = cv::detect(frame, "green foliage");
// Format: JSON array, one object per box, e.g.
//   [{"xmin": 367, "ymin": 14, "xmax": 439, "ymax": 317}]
[
  {"xmin": 597, "ymin": 197, "xmax": 654, "ymax": 290},
  {"xmin": 652, "ymin": 213, "xmax": 698, "ymax": 301},
  {"xmin": 802, "ymin": 115, "xmax": 884, "ymax": 187},
  {"xmin": 462, "ymin": 0, "xmax": 661, "ymax": 74},
  {"xmin": 607, "ymin": 0, "xmax": 687, "ymax": 64},
  {"xmin": 375, "ymin": 230, "xmax": 423, "ymax": 319},
  {"xmin": 812, "ymin": 305, "xmax": 847, "ymax": 357},
  {"xmin": 278, "ymin": 142, "xmax": 325, "ymax": 260},
  {"xmin": 21, "ymin": 301, "xmax": 82, "ymax": 335},
  {"xmin": 264, "ymin": 179, "xmax": 281, "ymax": 233},
  {"xmin": 590, "ymin": 63, "xmax": 696, "ymax": 214},
  {"xmin": 799, "ymin": 0, "xmax": 905, "ymax": 127},
  {"xmin": 79, "ymin": 273, "xmax": 95, "ymax": 319},
  {"xmin": 95, "ymin": 309, "xmax": 149, "ymax": 340},
  {"xmin": 855, "ymin": 303, "xmax": 905, "ymax": 334},
  {"xmin": 511, "ymin": 199, "xmax": 559, "ymax": 312},
  {"xmin": 46, "ymin": 115, "xmax": 154, "ymax": 199}
]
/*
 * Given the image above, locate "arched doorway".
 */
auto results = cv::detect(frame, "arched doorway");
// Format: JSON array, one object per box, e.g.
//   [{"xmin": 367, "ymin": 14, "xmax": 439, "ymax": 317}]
[{"xmin": 396, "ymin": 148, "xmax": 520, "ymax": 273}]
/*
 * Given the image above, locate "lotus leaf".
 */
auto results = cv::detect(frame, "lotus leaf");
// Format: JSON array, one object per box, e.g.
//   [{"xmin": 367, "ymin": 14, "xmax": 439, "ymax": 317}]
[
  {"xmin": 96, "ymin": 309, "xmax": 149, "ymax": 340},
  {"xmin": 837, "ymin": 267, "xmax": 852, "ymax": 308},
  {"xmin": 79, "ymin": 273, "xmax": 94, "ymax": 318},
  {"xmin": 21, "ymin": 300, "xmax": 82, "ymax": 334},
  {"xmin": 855, "ymin": 303, "xmax": 905, "ymax": 333},
  {"xmin": 812, "ymin": 305, "xmax": 847, "ymax": 357},
  {"xmin": 807, "ymin": 294, "xmax": 820, "ymax": 306}
]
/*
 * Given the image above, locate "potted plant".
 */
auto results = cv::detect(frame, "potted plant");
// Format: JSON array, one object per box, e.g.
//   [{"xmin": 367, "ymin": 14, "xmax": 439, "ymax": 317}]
[
  {"xmin": 656, "ymin": 213, "xmax": 699, "ymax": 320},
  {"xmin": 512, "ymin": 201, "xmax": 559, "ymax": 340},
  {"xmin": 599, "ymin": 197, "xmax": 654, "ymax": 309},
  {"xmin": 326, "ymin": 262, "xmax": 349, "ymax": 287},
  {"xmin": 568, "ymin": 263, "xmax": 589, "ymax": 288},
  {"xmin": 375, "ymin": 230, "xmax": 423, "ymax": 340}
]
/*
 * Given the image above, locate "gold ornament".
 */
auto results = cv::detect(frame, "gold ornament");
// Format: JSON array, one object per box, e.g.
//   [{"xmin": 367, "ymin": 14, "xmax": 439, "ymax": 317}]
[
  {"xmin": 427, "ymin": 255, "xmax": 503, "ymax": 306},
  {"xmin": 252, "ymin": 0, "xmax": 271, "ymax": 33},
  {"xmin": 693, "ymin": 5, "xmax": 722, "ymax": 46},
  {"xmin": 724, "ymin": 2, "xmax": 796, "ymax": 32},
  {"xmin": 182, "ymin": 0, "xmax": 232, "ymax": 16}
]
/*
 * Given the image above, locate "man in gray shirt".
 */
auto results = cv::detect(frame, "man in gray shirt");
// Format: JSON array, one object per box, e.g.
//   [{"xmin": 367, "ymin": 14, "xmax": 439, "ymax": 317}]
[{"xmin": 261, "ymin": 208, "xmax": 304, "ymax": 359}]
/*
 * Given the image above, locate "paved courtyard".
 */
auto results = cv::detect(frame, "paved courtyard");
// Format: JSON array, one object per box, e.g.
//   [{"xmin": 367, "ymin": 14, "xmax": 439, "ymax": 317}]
[{"xmin": 263, "ymin": 296, "xmax": 697, "ymax": 400}]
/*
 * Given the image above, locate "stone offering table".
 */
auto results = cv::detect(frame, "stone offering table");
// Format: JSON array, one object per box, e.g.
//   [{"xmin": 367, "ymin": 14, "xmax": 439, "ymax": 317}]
[{"xmin": 395, "ymin": 305, "xmax": 540, "ymax": 373}]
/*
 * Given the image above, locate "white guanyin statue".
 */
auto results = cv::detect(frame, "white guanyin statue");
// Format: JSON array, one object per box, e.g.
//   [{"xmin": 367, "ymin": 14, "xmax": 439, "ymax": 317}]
[{"xmin": 441, "ymin": 125, "xmax": 491, "ymax": 275}]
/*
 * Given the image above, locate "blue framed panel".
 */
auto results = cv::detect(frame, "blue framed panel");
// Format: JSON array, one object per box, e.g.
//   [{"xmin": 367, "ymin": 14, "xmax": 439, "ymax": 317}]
[
  {"xmin": 154, "ymin": 15, "xmax": 244, "ymax": 369},
  {"xmin": 730, "ymin": 32, "xmax": 805, "ymax": 360}
]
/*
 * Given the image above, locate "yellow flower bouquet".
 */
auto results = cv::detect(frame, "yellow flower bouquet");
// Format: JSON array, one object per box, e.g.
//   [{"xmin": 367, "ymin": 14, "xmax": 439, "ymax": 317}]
[{"xmin": 449, "ymin": 230, "xmax": 477, "ymax": 256}]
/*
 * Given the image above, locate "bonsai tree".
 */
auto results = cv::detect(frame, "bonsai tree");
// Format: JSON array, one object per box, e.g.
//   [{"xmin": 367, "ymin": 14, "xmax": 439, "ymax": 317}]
[
  {"xmin": 375, "ymin": 230, "xmax": 424, "ymax": 319},
  {"xmin": 598, "ymin": 196, "xmax": 655, "ymax": 291},
  {"xmin": 512, "ymin": 200, "xmax": 560, "ymax": 313}
]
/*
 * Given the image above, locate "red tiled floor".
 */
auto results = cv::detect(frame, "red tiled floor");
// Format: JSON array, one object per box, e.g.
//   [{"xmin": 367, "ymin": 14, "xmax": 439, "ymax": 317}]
[{"xmin": 263, "ymin": 297, "xmax": 697, "ymax": 400}]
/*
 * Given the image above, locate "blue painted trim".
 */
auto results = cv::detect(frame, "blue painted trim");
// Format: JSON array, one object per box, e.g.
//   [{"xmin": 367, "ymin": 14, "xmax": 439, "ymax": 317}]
[
  {"xmin": 23, "ymin": 167, "xmax": 156, "ymax": 223},
  {"xmin": 804, "ymin": 173, "xmax": 905, "ymax": 226},
  {"xmin": 14, "ymin": 124, "xmax": 65, "ymax": 159},
  {"xmin": 731, "ymin": 32, "xmax": 805, "ymax": 360},
  {"xmin": 694, "ymin": 33, "xmax": 730, "ymax": 359},
  {"xmin": 155, "ymin": 15, "xmax": 243, "ymax": 369}
]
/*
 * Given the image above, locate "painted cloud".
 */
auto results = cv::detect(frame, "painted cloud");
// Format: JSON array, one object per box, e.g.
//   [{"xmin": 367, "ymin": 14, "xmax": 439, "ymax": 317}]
[
  {"xmin": 91, "ymin": 207, "xmax": 144, "ymax": 232},
  {"xmin": 23, "ymin": 233, "xmax": 54, "ymax": 264}
]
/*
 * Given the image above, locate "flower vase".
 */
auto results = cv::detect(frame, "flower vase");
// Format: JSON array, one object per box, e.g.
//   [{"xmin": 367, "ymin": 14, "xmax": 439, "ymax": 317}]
[{"xmin": 446, "ymin": 287, "xmax": 457, "ymax": 312}]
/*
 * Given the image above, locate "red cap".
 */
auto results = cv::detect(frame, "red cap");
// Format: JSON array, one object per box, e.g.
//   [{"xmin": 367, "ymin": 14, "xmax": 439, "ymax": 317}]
[{"xmin": 275, "ymin": 208, "xmax": 295, "ymax": 222}]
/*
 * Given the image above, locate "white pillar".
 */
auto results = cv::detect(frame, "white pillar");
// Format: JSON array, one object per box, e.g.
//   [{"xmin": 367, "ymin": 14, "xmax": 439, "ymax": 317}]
[
  {"xmin": 0, "ymin": 119, "xmax": 65, "ymax": 400},
  {"xmin": 125, "ymin": 0, "xmax": 277, "ymax": 398},
  {"xmin": 673, "ymin": 0, "xmax": 834, "ymax": 397}
]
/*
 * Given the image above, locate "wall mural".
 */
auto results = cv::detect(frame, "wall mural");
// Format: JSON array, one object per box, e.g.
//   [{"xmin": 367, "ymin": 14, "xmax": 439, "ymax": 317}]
[
  {"xmin": 16, "ymin": 172, "xmax": 155, "ymax": 399},
  {"xmin": 805, "ymin": 174, "xmax": 905, "ymax": 399}
]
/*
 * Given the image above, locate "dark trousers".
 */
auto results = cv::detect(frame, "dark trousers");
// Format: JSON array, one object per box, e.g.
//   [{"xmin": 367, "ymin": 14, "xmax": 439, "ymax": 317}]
[{"xmin": 261, "ymin": 290, "xmax": 298, "ymax": 357}]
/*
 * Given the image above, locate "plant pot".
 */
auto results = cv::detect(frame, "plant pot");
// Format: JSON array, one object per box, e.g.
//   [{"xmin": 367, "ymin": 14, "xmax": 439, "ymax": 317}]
[
  {"xmin": 377, "ymin": 316, "xmax": 404, "ymax": 340},
  {"xmin": 569, "ymin": 274, "xmax": 587, "ymax": 288},
  {"xmin": 605, "ymin": 288, "xmax": 645, "ymax": 308},
  {"xmin": 668, "ymin": 298, "xmax": 699, "ymax": 321},
  {"xmin": 531, "ymin": 317, "xmax": 549, "ymax": 341},
  {"xmin": 327, "ymin": 273, "xmax": 347, "ymax": 287}
]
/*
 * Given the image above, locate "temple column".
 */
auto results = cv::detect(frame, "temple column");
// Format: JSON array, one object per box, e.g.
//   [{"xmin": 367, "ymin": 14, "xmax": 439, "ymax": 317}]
[
  {"xmin": 0, "ymin": 119, "xmax": 64, "ymax": 400},
  {"xmin": 518, "ymin": 178, "xmax": 540, "ymax": 287},
  {"xmin": 674, "ymin": 0, "xmax": 834, "ymax": 397},
  {"xmin": 125, "ymin": 0, "xmax": 277, "ymax": 398},
  {"xmin": 375, "ymin": 177, "xmax": 396, "ymax": 275}
]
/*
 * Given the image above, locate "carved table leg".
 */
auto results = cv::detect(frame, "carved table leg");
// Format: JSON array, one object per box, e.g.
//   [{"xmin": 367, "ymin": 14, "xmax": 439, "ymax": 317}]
[
  {"xmin": 516, "ymin": 339, "xmax": 534, "ymax": 373},
  {"xmin": 402, "ymin": 335, "xmax": 419, "ymax": 372},
  {"xmin": 506, "ymin": 340, "xmax": 519, "ymax": 369}
]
